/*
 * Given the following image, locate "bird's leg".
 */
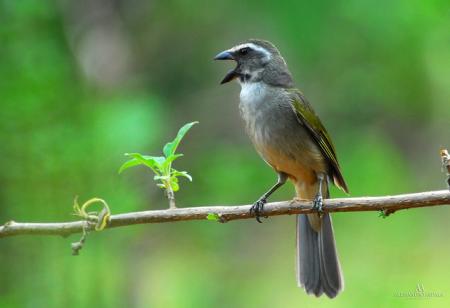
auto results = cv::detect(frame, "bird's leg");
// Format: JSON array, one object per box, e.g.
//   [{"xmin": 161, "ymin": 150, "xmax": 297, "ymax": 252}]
[
  {"xmin": 250, "ymin": 172, "xmax": 287, "ymax": 223},
  {"xmin": 312, "ymin": 173, "xmax": 325, "ymax": 215}
]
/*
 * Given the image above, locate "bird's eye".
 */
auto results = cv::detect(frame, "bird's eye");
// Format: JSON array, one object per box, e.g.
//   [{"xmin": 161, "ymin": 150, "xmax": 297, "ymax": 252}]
[{"xmin": 239, "ymin": 47, "xmax": 250, "ymax": 55}]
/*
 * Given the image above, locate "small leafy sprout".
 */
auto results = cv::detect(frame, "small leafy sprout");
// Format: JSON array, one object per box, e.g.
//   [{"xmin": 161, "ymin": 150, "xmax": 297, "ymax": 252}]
[
  {"xmin": 72, "ymin": 196, "xmax": 111, "ymax": 255},
  {"xmin": 206, "ymin": 213, "xmax": 220, "ymax": 221},
  {"xmin": 378, "ymin": 209, "xmax": 395, "ymax": 218},
  {"xmin": 378, "ymin": 210, "xmax": 388, "ymax": 219},
  {"xmin": 73, "ymin": 196, "xmax": 111, "ymax": 231},
  {"xmin": 119, "ymin": 121, "xmax": 198, "ymax": 209}
]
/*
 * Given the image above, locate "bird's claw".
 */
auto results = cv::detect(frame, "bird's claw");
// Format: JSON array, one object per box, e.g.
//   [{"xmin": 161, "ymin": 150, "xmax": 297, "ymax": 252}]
[
  {"xmin": 250, "ymin": 198, "xmax": 267, "ymax": 223},
  {"xmin": 312, "ymin": 194, "xmax": 323, "ymax": 215}
]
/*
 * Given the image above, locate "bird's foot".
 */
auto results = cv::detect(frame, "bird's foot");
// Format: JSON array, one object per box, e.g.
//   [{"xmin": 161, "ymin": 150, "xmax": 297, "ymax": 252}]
[
  {"xmin": 250, "ymin": 198, "xmax": 267, "ymax": 223},
  {"xmin": 312, "ymin": 194, "xmax": 324, "ymax": 216}
]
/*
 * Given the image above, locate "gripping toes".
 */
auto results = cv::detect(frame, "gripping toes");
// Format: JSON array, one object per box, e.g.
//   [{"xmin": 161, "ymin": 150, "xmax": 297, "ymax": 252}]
[
  {"xmin": 250, "ymin": 198, "xmax": 267, "ymax": 223},
  {"xmin": 312, "ymin": 194, "xmax": 323, "ymax": 214}
]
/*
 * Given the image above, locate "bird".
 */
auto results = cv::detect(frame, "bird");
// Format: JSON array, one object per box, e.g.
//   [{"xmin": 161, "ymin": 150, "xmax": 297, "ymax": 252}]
[{"xmin": 214, "ymin": 39, "xmax": 349, "ymax": 298}]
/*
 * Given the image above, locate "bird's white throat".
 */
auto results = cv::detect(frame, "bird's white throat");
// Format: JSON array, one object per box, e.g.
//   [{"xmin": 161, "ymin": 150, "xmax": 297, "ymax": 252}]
[
  {"xmin": 239, "ymin": 81, "xmax": 268, "ymax": 105},
  {"xmin": 238, "ymin": 81, "xmax": 271, "ymax": 129}
]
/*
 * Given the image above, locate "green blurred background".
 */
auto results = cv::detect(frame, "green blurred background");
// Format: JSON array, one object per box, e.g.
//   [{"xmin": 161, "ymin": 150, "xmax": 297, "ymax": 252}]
[{"xmin": 1, "ymin": 0, "xmax": 449, "ymax": 307}]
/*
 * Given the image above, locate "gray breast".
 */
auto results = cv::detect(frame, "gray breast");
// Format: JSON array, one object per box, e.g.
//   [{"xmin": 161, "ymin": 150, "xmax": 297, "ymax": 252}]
[
  {"xmin": 238, "ymin": 82, "xmax": 324, "ymax": 167},
  {"xmin": 239, "ymin": 82, "xmax": 294, "ymax": 145}
]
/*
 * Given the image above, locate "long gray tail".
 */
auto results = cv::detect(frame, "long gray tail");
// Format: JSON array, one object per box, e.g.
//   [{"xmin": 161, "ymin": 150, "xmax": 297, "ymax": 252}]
[{"xmin": 296, "ymin": 213, "xmax": 344, "ymax": 298}]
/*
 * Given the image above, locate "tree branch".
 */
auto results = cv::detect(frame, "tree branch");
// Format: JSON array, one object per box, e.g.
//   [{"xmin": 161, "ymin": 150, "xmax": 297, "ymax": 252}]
[{"xmin": 1, "ymin": 190, "xmax": 449, "ymax": 239}]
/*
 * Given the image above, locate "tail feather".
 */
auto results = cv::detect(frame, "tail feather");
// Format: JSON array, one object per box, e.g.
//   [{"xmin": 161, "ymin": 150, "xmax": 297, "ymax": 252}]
[
  {"xmin": 297, "ymin": 214, "xmax": 321, "ymax": 294},
  {"xmin": 297, "ymin": 213, "xmax": 343, "ymax": 298},
  {"xmin": 319, "ymin": 213, "xmax": 343, "ymax": 297}
]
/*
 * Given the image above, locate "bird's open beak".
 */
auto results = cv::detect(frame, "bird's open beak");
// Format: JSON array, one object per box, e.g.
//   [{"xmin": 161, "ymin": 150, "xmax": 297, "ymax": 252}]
[{"xmin": 214, "ymin": 50, "xmax": 239, "ymax": 84}]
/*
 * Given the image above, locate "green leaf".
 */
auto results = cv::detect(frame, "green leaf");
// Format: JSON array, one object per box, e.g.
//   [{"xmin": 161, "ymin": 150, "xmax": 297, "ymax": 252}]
[
  {"xmin": 162, "ymin": 154, "xmax": 184, "ymax": 169},
  {"xmin": 153, "ymin": 175, "xmax": 169, "ymax": 181},
  {"xmin": 171, "ymin": 181, "xmax": 180, "ymax": 192},
  {"xmin": 206, "ymin": 213, "xmax": 220, "ymax": 221},
  {"xmin": 118, "ymin": 158, "xmax": 142, "ymax": 174},
  {"xmin": 172, "ymin": 170, "xmax": 192, "ymax": 181},
  {"xmin": 120, "ymin": 153, "xmax": 166, "ymax": 174},
  {"xmin": 73, "ymin": 196, "xmax": 81, "ymax": 214},
  {"xmin": 163, "ymin": 142, "xmax": 173, "ymax": 157},
  {"xmin": 163, "ymin": 121, "xmax": 198, "ymax": 157},
  {"xmin": 149, "ymin": 156, "xmax": 166, "ymax": 166}
]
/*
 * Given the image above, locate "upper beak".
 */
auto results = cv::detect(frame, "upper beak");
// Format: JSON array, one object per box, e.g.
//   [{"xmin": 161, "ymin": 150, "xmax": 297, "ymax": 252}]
[{"xmin": 213, "ymin": 50, "xmax": 234, "ymax": 60}]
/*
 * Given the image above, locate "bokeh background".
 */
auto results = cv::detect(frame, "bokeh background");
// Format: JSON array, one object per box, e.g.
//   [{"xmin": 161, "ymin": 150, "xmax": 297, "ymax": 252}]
[{"xmin": 1, "ymin": 0, "xmax": 449, "ymax": 307}]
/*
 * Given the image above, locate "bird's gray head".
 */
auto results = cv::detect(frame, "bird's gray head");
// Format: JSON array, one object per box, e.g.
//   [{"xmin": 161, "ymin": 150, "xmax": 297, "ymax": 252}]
[{"xmin": 214, "ymin": 39, "xmax": 293, "ymax": 87}]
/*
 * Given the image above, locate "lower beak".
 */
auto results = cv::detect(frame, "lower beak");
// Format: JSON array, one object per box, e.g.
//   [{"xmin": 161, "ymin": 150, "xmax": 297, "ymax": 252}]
[{"xmin": 220, "ymin": 69, "xmax": 239, "ymax": 84}]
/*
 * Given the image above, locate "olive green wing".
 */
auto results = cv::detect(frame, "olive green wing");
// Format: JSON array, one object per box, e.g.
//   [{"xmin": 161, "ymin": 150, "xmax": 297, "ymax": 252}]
[{"xmin": 287, "ymin": 88, "xmax": 349, "ymax": 193}]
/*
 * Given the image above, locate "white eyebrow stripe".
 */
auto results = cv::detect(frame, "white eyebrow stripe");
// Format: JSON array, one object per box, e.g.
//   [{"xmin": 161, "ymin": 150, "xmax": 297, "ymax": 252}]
[{"xmin": 229, "ymin": 43, "xmax": 271, "ymax": 60}]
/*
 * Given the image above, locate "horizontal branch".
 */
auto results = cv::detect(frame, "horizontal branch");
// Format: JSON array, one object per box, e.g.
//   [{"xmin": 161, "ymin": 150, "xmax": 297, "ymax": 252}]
[{"xmin": 1, "ymin": 190, "xmax": 449, "ymax": 239}]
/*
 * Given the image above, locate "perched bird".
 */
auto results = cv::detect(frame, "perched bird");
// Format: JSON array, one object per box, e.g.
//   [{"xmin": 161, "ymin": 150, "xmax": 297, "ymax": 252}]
[{"xmin": 214, "ymin": 39, "xmax": 349, "ymax": 298}]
